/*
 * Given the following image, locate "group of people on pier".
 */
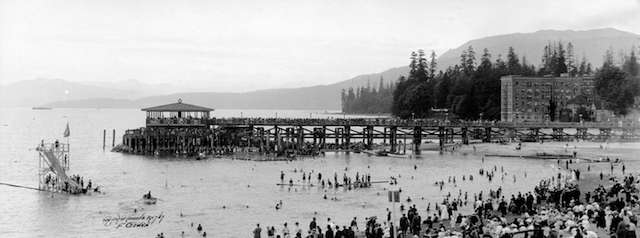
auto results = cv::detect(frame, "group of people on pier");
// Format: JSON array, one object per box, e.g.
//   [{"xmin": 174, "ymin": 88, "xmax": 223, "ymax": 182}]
[{"xmin": 42, "ymin": 173, "xmax": 98, "ymax": 194}]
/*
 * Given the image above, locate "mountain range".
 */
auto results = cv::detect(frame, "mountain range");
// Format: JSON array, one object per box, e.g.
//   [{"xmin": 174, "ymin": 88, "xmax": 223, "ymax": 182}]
[{"xmin": 1, "ymin": 28, "xmax": 639, "ymax": 110}]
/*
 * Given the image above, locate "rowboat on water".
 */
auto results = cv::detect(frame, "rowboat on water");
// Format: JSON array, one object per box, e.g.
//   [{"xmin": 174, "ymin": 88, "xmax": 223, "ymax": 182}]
[{"xmin": 142, "ymin": 191, "xmax": 157, "ymax": 205}]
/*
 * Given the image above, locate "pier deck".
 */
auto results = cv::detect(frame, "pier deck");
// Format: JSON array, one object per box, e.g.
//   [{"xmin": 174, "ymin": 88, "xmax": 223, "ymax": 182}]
[{"xmin": 120, "ymin": 117, "xmax": 640, "ymax": 156}]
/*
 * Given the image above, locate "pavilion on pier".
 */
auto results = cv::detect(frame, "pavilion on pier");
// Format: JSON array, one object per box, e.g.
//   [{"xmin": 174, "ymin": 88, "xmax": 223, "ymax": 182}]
[{"xmin": 141, "ymin": 99, "xmax": 214, "ymax": 127}]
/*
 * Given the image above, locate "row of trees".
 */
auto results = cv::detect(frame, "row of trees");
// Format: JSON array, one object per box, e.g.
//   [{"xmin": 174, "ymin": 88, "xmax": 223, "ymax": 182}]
[
  {"xmin": 539, "ymin": 42, "xmax": 593, "ymax": 76},
  {"xmin": 392, "ymin": 46, "xmax": 540, "ymax": 120},
  {"xmin": 342, "ymin": 42, "xmax": 639, "ymax": 120},
  {"xmin": 341, "ymin": 78, "xmax": 394, "ymax": 114},
  {"xmin": 594, "ymin": 49, "xmax": 639, "ymax": 115}
]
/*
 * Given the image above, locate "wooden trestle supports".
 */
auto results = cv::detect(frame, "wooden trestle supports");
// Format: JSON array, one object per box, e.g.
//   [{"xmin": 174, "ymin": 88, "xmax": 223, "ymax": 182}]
[{"xmin": 119, "ymin": 119, "xmax": 640, "ymax": 156}]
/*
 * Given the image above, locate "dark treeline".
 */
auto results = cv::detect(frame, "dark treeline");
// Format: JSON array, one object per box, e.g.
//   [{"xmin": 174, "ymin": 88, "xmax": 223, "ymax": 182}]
[
  {"xmin": 595, "ymin": 48, "xmax": 640, "ymax": 115},
  {"xmin": 341, "ymin": 78, "xmax": 394, "ymax": 114},
  {"xmin": 392, "ymin": 46, "xmax": 540, "ymax": 120},
  {"xmin": 342, "ymin": 41, "xmax": 640, "ymax": 120}
]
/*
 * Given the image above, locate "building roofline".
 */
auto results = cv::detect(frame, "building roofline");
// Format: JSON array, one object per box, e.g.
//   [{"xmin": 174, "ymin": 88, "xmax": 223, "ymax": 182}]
[{"xmin": 141, "ymin": 99, "xmax": 214, "ymax": 112}]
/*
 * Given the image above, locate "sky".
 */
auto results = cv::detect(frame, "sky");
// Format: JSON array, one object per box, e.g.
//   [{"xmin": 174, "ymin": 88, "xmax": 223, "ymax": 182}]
[{"xmin": 0, "ymin": 0, "xmax": 639, "ymax": 92}]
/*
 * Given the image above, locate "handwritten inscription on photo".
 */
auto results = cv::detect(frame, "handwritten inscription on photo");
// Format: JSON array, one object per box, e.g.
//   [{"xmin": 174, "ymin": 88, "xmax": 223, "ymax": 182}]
[{"xmin": 103, "ymin": 213, "xmax": 165, "ymax": 229}]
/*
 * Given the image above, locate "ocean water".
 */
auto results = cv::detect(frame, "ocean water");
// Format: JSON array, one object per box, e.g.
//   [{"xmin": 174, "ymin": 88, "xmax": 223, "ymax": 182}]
[{"xmin": 0, "ymin": 108, "xmax": 637, "ymax": 237}]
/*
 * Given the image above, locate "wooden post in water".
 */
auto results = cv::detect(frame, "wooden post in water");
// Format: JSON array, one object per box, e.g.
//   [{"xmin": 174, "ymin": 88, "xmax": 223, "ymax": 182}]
[
  {"xmin": 390, "ymin": 126, "xmax": 397, "ymax": 153},
  {"xmin": 335, "ymin": 127, "xmax": 341, "ymax": 149},
  {"xmin": 383, "ymin": 127, "xmax": 387, "ymax": 145},
  {"xmin": 413, "ymin": 126, "xmax": 422, "ymax": 154},
  {"xmin": 344, "ymin": 126, "xmax": 350, "ymax": 152},
  {"xmin": 462, "ymin": 127, "xmax": 469, "ymax": 145},
  {"xmin": 297, "ymin": 126, "xmax": 304, "ymax": 150},
  {"xmin": 112, "ymin": 129, "xmax": 116, "ymax": 147},
  {"xmin": 484, "ymin": 127, "xmax": 492, "ymax": 143},
  {"xmin": 249, "ymin": 125, "xmax": 254, "ymax": 149},
  {"xmin": 403, "ymin": 130, "xmax": 407, "ymax": 154},
  {"xmin": 438, "ymin": 126, "xmax": 445, "ymax": 151},
  {"xmin": 275, "ymin": 126, "xmax": 280, "ymax": 152},
  {"xmin": 321, "ymin": 126, "xmax": 327, "ymax": 149},
  {"xmin": 103, "ymin": 129, "xmax": 106, "ymax": 149},
  {"xmin": 366, "ymin": 126, "xmax": 374, "ymax": 150}
]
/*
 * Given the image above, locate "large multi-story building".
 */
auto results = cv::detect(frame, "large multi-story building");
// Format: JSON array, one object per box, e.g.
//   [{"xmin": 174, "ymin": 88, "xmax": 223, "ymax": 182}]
[{"xmin": 500, "ymin": 75, "xmax": 595, "ymax": 122}]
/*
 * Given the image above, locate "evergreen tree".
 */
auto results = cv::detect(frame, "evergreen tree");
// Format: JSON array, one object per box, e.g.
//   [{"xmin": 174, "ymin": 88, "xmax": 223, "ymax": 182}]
[
  {"xmin": 595, "ymin": 60, "xmax": 638, "ymax": 115},
  {"xmin": 409, "ymin": 52, "xmax": 418, "ymax": 75},
  {"xmin": 604, "ymin": 48, "xmax": 615, "ymax": 68},
  {"xmin": 622, "ymin": 49, "xmax": 639, "ymax": 77},
  {"xmin": 477, "ymin": 48, "xmax": 493, "ymax": 75},
  {"xmin": 566, "ymin": 42, "xmax": 577, "ymax": 76},
  {"xmin": 578, "ymin": 56, "xmax": 587, "ymax": 76},
  {"xmin": 521, "ymin": 56, "xmax": 536, "ymax": 76},
  {"xmin": 538, "ymin": 41, "xmax": 572, "ymax": 76},
  {"xmin": 457, "ymin": 87, "xmax": 478, "ymax": 119},
  {"xmin": 460, "ymin": 50, "xmax": 468, "ymax": 73},
  {"xmin": 495, "ymin": 54, "xmax": 507, "ymax": 74},
  {"xmin": 347, "ymin": 88, "xmax": 355, "ymax": 112},
  {"xmin": 554, "ymin": 42, "xmax": 568, "ymax": 76},
  {"xmin": 428, "ymin": 50, "xmax": 438, "ymax": 80},
  {"xmin": 434, "ymin": 71, "xmax": 452, "ymax": 108},
  {"xmin": 506, "ymin": 47, "xmax": 521, "ymax": 75},
  {"xmin": 391, "ymin": 50, "xmax": 434, "ymax": 118},
  {"xmin": 418, "ymin": 49, "xmax": 428, "ymax": 73},
  {"xmin": 464, "ymin": 46, "xmax": 476, "ymax": 75},
  {"xmin": 541, "ymin": 44, "xmax": 550, "ymax": 75}
]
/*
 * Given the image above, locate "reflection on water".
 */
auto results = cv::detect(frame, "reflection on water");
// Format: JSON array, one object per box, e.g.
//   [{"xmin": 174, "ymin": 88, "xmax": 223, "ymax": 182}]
[{"xmin": 0, "ymin": 108, "xmax": 637, "ymax": 237}]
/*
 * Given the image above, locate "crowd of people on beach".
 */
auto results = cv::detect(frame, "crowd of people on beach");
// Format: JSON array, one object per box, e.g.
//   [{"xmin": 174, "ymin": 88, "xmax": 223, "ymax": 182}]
[
  {"xmin": 141, "ymin": 140, "xmax": 640, "ymax": 238},
  {"xmin": 429, "ymin": 162, "xmax": 638, "ymax": 238},
  {"xmin": 250, "ymin": 216, "xmax": 375, "ymax": 238},
  {"xmin": 245, "ymin": 154, "xmax": 639, "ymax": 238}
]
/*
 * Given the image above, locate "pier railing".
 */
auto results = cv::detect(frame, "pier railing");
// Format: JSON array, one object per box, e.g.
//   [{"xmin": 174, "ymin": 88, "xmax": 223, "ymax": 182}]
[
  {"xmin": 209, "ymin": 117, "xmax": 639, "ymax": 129},
  {"xmin": 146, "ymin": 117, "xmax": 207, "ymax": 127}
]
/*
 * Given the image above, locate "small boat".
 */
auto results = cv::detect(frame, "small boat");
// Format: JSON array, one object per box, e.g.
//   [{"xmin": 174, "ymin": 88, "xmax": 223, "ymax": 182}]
[
  {"xmin": 32, "ymin": 106, "xmax": 52, "ymax": 110},
  {"xmin": 142, "ymin": 192, "xmax": 157, "ymax": 204},
  {"xmin": 143, "ymin": 197, "xmax": 157, "ymax": 205}
]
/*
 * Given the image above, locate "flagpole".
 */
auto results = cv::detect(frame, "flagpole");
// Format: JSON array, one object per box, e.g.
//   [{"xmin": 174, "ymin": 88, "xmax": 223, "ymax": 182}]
[
  {"xmin": 65, "ymin": 121, "xmax": 70, "ymax": 170},
  {"xmin": 67, "ymin": 122, "xmax": 69, "ymax": 170}
]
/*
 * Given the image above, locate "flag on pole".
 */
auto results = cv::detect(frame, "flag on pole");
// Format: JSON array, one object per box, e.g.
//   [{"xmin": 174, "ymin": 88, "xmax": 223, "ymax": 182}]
[{"xmin": 63, "ymin": 122, "xmax": 70, "ymax": 137}]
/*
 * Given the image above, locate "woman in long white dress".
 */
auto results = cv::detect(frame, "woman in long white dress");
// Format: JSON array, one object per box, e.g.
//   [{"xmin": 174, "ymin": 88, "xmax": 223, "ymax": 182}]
[{"xmin": 604, "ymin": 207, "xmax": 613, "ymax": 232}]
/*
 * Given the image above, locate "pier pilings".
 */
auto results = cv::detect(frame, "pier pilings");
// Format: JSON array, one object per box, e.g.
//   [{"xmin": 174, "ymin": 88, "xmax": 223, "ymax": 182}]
[{"xmin": 117, "ymin": 119, "xmax": 640, "ymax": 156}]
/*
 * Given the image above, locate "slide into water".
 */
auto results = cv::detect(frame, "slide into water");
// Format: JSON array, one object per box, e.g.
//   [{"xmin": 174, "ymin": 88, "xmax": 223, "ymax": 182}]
[{"xmin": 41, "ymin": 149, "xmax": 81, "ymax": 189}]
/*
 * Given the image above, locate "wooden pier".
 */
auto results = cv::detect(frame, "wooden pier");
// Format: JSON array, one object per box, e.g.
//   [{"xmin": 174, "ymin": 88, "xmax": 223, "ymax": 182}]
[{"xmin": 118, "ymin": 100, "xmax": 640, "ymax": 156}]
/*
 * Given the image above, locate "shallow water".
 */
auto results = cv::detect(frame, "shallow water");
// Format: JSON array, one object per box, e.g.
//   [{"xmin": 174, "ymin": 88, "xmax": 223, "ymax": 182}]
[{"xmin": 0, "ymin": 108, "xmax": 637, "ymax": 237}]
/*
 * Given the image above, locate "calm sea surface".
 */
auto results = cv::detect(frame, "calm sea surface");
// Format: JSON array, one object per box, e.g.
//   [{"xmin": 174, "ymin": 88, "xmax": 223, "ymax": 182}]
[{"xmin": 0, "ymin": 108, "xmax": 638, "ymax": 237}]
